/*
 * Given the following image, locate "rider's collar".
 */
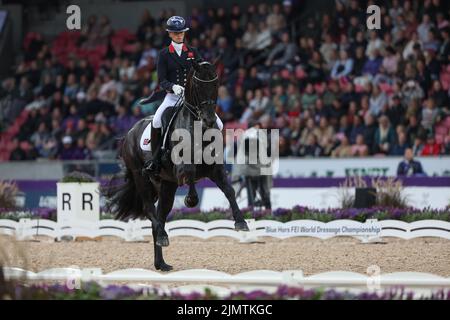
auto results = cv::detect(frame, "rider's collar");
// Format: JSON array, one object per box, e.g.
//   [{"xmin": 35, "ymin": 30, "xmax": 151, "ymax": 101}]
[{"xmin": 169, "ymin": 41, "xmax": 187, "ymax": 55}]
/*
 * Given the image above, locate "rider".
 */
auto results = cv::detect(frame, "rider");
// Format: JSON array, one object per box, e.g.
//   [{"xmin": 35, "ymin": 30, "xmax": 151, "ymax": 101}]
[{"xmin": 141, "ymin": 16, "xmax": 224, "ymax": 175}]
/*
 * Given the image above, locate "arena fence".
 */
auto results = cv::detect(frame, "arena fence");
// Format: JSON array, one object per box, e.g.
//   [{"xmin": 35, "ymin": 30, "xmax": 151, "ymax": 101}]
[
  {"xmin": 1, "ymin": 218, "xmax": 450, "ymax": 242},
  {"xmin": 3, "ymin": 267, "xmax": 450, "ymax": 297}
]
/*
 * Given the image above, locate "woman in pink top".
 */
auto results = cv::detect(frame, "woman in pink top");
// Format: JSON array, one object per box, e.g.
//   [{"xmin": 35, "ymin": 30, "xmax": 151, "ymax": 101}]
[{"xmin": 351, "ymin": 134, "xmax": 369, "ymax": 157}]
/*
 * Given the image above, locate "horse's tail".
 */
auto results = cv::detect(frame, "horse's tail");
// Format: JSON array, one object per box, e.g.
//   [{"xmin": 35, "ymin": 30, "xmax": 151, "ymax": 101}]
[
  {"xmin": 102, "ymin": 136, "xmax": 145, "ymax": 221},
  {"xmin": 103, "ymin": 166, "xmax": 145, "ymax": 221}
]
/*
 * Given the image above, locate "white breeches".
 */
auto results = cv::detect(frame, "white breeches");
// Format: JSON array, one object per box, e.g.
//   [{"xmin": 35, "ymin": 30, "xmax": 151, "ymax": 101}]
[{"xmin": 152, "ymin": 93, "xmax": 223, "ymax": 130}]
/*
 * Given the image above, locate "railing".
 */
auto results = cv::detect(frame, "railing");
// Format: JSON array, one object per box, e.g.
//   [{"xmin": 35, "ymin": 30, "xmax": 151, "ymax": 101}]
[{"xmin": 1, "ymin": 218, "xmax": 450, "ymax": 242}]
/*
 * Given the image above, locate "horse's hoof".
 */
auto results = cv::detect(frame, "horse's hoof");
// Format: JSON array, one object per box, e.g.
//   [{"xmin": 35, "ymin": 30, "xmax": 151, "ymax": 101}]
[
  {"xmin": 156, "ymin": 236, "xmax": 169, "ymax": 247},
  {"xmin": 235, "ymin": 221, "xmax": 249, "ymax": 231},
  {"xmin": 184, "ymin": 195, "xmax": 199, "ymax": 208},
  {"xmin": 155, "ymin": 262, "xmax": 173, "ymax": 272}
]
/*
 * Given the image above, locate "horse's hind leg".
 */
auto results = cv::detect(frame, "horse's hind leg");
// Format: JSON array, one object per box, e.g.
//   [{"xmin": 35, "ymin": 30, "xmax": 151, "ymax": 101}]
[
  {"xmin": 153, "ymin": 180, "xmax": 178, "ymax": 271},
  {"xmin": 129, "ymin": 170, "xmax": 169, "ymax": 271},
  {"xmin": 210, "ymin": 166, "xmax": 249, "ymax": 231}
]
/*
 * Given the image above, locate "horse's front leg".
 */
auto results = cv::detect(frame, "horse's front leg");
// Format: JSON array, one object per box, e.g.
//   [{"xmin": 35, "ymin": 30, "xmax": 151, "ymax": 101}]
[
  {"xmin": 177, "ymin": 164, "xmax": 200, "ymax": 208},
  {"xmin": 185, "ymin": 184, "xmax": 199, "ymax": 207},
  {"xmin": 210, "ymin": 165, "xmax": 249, "ymax": 231}
]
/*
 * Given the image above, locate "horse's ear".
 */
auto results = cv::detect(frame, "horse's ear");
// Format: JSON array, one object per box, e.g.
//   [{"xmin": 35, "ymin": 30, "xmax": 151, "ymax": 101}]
[
  {"xmin": 212, "ymin": 54, "xmax": 222, "ymax": 67},
  {"xmin": 192, "ymin": 59, "xmax": 201, "ymax": 72}
]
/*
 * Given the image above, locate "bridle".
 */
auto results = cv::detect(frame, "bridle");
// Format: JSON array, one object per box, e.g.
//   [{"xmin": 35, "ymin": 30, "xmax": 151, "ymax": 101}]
[{"xmin": 183, "ymin": 62, "xmax": 219, "ymax": 122}]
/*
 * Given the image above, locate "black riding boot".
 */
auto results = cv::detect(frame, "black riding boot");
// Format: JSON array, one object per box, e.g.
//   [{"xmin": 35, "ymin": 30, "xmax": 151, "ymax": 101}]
[{"xmin": 143, "ymin": 126, "xmax": 162, "ymax": 175}]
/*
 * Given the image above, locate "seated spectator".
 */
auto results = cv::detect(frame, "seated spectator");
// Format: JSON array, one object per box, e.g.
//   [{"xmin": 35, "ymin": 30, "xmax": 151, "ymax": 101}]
[
  {"xmin": 444, "ymin": 133, "xmax": 450, "ymax": 155},
  {"xmin": 64, "ymin": 74, "xmax": 79, "ymax": 100},
  {"xmin": 402, "ymin": 80, "xmax": 425, "ymax": 107},
  {"xmin": 313, "ymin": 117, "xmax": 335, "ymax": 145},
  {"xmin": 266, "ymin": 3, "xmax": 285, "ymax": 33},
  {"xmin": 390, "ymin": 131, "xmax": 410, "ymax": 155},
  {"xmin": 417, "ymin": 14, "xmax": 434, "ymax": 44},
  {"xmin": 374, "ymin": 115, "xmax": 396, "ymax": 154},
  {"xmin": 362, "ymin": 49, "xmax": 383, "ymax": 76},
  {"xmin": 351, "ymin": 134, "xmax": 369, "ymax": 157},
  {"xmin": 423, "ymin": 29, "xmax": 440, "ymax": 52},
  {"xmin": 365, "ymin": 31, "xmax": 384, "ymax": 57},
  {"xmin": 397, "ymin": 148, "xmax": 426, "ymax": 176},
  {"xmin": 382, "ymin": 46, "xmax": 399, "ymax": 75},
  {"xmin": 298, "ymin": 118, "xmax": 316, "ymax": 147},
  {"xmin": 72, "ymin": 137, "xmax": 92, "ymax": 160},
  {"xmin": 240, "ymin": 88, "xmax": 270, "ymax": 123},
  {"xmin": 332, "ymin": 136, "xmax": 353, "ymax": 158},
  {"xmin": 403, "ymin": 32, "xmax": 421, "ymax": 60},
  {"xmin": 242, "ymin": 22, "xmax": 259, "ymax": 50},
  {"xmin": 306, "ymin": 51, "xmax": 326, "ymax": 84},
  {"xmin": 412, "ymin": 137, "xmax": 425, "ymax": 156},
  {"xmin": 265, "ymin": 32, "xmax": 297, "ymax": 68},
  {"xmin": 385, "ymin": 95, "xmax": 406, "ymax": 128},
  {"xmin": 369, "ymin": 84, "xmax": 388, "ymax": 117},
  {"xmin": 335, "ymin": 115, "xmax": 351, "ymax": 141},
  {"xmin": 421, "ymin": 98, "xmax": 439, "ymax": 132},
  {"xmin": 254, "ymin": 21, "xmax": 272, "ymax": 50},
  {"xmin": 59, "ymin": 136, "xmax": 76, "ymax": 160},
  {"xmin": 30, "ymin": 123, "xmax": 50, "ymax": 155},
  {"xmin": 113, "ymin": 105, "xmax": 136, "ymax": 135},
  {"xmin": 279, "ymin": 135, "xmax": 292, "ymax": 157},
  {"xmin": 9, "ymin": 138, "xmax": 27, "ymax": 161},
  {"xmin": 430, "ymin": 80, "xmax": 449, "ymax": 108},
  {"xmin": 40, "ymin": 136, "xmax": 58, "ymax": 159},
  {"xmin": 331, "ymin": 50, "xmax": 354, "ymax": 79},
  {"xmin": 421, "ymin": 135, "xmax": 441, "ymax": 156},
  {"xmin": 297, "ymin": 134, "xmax": 323, "ymax": 157},
  {"xmin": 320, "ymin": 33, "xmax": 338, "ymax": 67},
  {"xmin": 349, "ymin": 115, "xmax": 365, "ymax": 144},
  {"xmin": 217, "ymin": 86, "xmax": 233, "ymax": 121},
  {"xmin": 352, "ymin": 46, "xmax": 366, "ymax": 76},
  {"xmin": 301, "ymin": 84, "xmax": 318, "ymax": 111}
]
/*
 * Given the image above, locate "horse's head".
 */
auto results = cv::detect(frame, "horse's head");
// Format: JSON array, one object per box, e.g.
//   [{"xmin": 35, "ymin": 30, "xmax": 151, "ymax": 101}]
[{"xmin": 186, "ymin": 60, "xmax": 219, "ymax": 129}]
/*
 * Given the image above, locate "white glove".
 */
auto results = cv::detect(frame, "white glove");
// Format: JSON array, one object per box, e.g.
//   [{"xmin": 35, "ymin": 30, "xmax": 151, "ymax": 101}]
[{"xmin": 172, "ymin": 85, "xmax": 184, "ymax": 96}]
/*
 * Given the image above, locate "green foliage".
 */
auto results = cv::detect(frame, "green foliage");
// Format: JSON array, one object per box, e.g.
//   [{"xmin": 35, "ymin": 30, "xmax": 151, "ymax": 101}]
[{"xmin": 60, "ymin": 171, "xmax": 96, "ymax": 183}]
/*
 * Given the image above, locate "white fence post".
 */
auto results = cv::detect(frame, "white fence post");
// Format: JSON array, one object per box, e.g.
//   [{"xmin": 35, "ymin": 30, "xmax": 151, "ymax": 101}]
[
  {"xmin": 239, "ymin": 219, "xmax": 260, "ymax": 243},
  {"xmin": 125, "ymin": 220, "xmax": 145, "ymax": 242}
]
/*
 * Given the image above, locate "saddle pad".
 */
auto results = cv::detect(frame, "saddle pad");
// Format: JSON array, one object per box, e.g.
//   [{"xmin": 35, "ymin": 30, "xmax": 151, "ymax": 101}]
[{"xmin": 140, "ymin": 120, "xmax": 152, "ymax": 152}]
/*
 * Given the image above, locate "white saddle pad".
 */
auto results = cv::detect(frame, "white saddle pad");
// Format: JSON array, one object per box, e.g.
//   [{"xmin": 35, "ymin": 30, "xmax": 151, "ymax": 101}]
[{"xmin": 140, "ymin": 121, "xmax": 152, "ymax": 152}]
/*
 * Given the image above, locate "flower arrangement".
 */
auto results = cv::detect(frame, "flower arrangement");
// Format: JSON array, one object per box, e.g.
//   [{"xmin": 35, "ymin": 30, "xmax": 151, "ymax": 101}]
[
  {"xmin": 1, "ymin": 280, "xmax": 449, "ymax": 300},
  {"xmin": 0, "ymin": 181, "xmax": 19, "ymax": 209},
  {"xmin": 1, "ymin": 206, "xmax": 449, "ymax": 222},
  {"xmin": 338, "ymin": 177, "xmax": 409, "ymax": 209}
]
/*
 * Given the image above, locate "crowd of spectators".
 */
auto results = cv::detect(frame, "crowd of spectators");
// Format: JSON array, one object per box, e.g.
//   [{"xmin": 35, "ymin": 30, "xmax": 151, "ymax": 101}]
[{"xmin": 1, "ymin": 0, "xmax": 450, "ymax": 161}]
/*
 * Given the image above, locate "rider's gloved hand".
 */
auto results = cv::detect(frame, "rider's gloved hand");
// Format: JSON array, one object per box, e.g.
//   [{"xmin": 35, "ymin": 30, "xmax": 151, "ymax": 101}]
[{"xmin": 172, "ymin": 85, "xmax": 185, "ymax": 96}]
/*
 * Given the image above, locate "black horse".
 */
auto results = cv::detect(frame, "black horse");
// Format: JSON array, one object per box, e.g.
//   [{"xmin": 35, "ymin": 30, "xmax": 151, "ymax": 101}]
[{"xmin": 104, "ymin": 60, "xmax": 249, "ymax": 271}]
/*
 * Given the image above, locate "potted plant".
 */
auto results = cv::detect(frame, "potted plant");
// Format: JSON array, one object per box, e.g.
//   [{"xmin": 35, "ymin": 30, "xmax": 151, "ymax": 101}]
[{"xmin": 57, "ymin": 171, "xmax": 100, "ymax": 225}]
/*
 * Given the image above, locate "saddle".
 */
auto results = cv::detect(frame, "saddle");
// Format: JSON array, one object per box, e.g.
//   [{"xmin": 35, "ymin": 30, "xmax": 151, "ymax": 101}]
[{"xmin": 159, "ymin": 103, "xmax": 183, "ymax": 152}]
